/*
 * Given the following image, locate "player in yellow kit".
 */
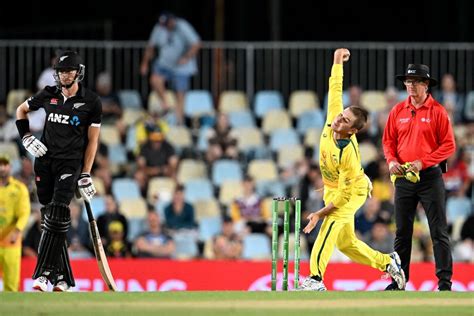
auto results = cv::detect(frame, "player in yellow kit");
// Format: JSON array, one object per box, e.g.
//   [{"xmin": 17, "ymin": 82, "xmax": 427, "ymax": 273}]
[
  {"xmin": 0, "ymin": 155, "xmax": 31, "ymax": 291},
  {"xmin": 298, "ymin": 48, "xmax": 405, "ymax": 291}
]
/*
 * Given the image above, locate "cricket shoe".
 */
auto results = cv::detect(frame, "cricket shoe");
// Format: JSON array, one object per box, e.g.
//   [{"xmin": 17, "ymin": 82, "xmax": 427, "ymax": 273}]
[
  {"xmin": 386, "ymin": 252, "xmax": 406, "ymax": 290},
  {"xmin": 296, "ymin": 277, "xmax": 327, "ymax": 291},
  {"xmin": 32, "ymin": 276, "xmax": 49, "ymax": 292},
  {"xmin": 53, "ymin": 281, "xmax": 72, "ymax": 292}
]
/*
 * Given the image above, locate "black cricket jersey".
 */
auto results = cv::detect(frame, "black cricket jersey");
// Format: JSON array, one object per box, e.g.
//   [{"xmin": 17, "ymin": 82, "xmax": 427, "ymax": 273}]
[{"xmin": 27, "ymin": 84, "xmax": 102, "ymax": 159}]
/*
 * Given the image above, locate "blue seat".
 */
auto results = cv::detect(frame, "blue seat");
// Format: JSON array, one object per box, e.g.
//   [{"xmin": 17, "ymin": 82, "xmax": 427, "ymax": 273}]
[
  {"xmin": 108, "ymin": 144, "xmax": 127, "ymax": 165},
  {"xmin": 255, "ymin": 180, "xmax": 286, "ymax": 198},
  {"xmin": 184, "ymin": 90, "xmax": 214, "ymax": 118},
  {"xmin": 198, "ymin": 216, "xmax": 223, "ymax": 242},
  {"xmin": 228, "ymin": 110, "xmax": 256, "ymax": 128},
  {"xmin": 296, "ymin": 109, "xmax": 325, "ymax": 135},
  {"xmin": 211, "ymin": 159, "xmax": 243, "ymax": 186},
  {"xmin": 269, "ymin": 128, "xmax": 300, "ymax": 151},
  {"xmin": 242, "ymin": 233, "xmax": 271, "ymax": 259},
  {"xmin": 254, "ymin": 90, "xmax": 284, "ymax": 118},
  {"xmin": 184, "ymin": 178, "xmax": 214, "ymax": 203},
  {"xmin": 128, "ymin": 218, "xmax": 145, "ymax": 241},
  {"xmin": 118, "ymin": 89, "xmax": 142, "ymax": 109},
  {"xmin": 82, "ymin": 196, "xmax": 106, "ymax": 221},
  {"xmin": 173, "ymin": 231, "xmax": 199, "ymax": 259},
  {"xmin": 111, "ymin": 178, "xmax": 141, "ymax": 202},
  {"xmin": 197, "ymin": 126, "xmax": 212, "ymax": 152},
  {"xmin": 125, "ymin": 125, "xmax": 137, "ymax": 152}
]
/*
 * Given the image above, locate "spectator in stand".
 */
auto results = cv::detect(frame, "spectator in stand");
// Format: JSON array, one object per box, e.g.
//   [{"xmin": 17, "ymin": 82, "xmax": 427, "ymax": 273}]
[
  {"xmin": 206, "ymin": 215, "xmax": 242, "ymax": 260},
  {"xmin": 140, "ymin": 11, "xmax": 201, "ymax": 125},
  {"xmin": 97, "ymin": 195, "xmax": 129, "ymax": 245},
  {"xmin": 94, "ymin": 72, "xmax": 123, "ymax": 125},
  {"xmin": 355, "ymin": 197, "xmax": 382, "ymax": 237},
  {"xmin": 133, "ymin": 211, "xmax": 175, "ymax": 258},
  {"xmin": 363, "ymin": 218, "xmax": 394, "ymax": 254},
  {"xmin": 230, "ymin": 175, "xmax": 271, "ymax": 236},
  {"xmin": 105, "ymin": 221, "xmax": 132, "ymax": 258},
  {"xmin": 164, "ymin": 184, "xmax": 197, "ymax": 232},
  {"xmin": 13, "ymin": 156, "xmax": 38, "ymax": 203},
  {"xmin": 434, "ymin": 74, "xmax": 465, "ymax": 123},
  {"xmin": 205, "ymin": 112, "xmax": 238, "ymax": 164},
  {"xmin": 443, "ymin": 149, "xmax": 470, "ymax": 197},
  {"xmin": 67, "ymin": 200, "xmax": 92, "ymax": 259},
  {"xmin": 137, "ymin": 125, "xmax": 178, "ymax": 178},
  {"xmin": 37, "ymin": 51, "xmax": 59, "ymax": 91},
  {"xmin": 0, "ymin": 103, "xmax": 18, "ymax": 142}
]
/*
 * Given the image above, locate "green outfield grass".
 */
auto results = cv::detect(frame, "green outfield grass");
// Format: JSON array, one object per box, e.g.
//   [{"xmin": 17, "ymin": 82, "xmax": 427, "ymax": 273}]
[{"xmin": 1, "ymin": 291, "xmax": 473, "ymax": 316}]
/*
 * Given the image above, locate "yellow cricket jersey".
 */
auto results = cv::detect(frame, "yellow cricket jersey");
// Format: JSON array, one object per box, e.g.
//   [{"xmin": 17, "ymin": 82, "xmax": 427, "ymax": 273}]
[
  {"xmin": 0, "ymin": 176, "xmax": 31, "ymax": 248},
  {"xmin": 319, "ymin": 64, "xmax": 368, "ymax": 213}
]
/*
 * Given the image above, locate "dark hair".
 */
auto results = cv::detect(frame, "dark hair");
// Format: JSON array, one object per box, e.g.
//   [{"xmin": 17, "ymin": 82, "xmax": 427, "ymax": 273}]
[{"xmin": 348, "ymin": 106, "xmax": 369, "ymax": 131}]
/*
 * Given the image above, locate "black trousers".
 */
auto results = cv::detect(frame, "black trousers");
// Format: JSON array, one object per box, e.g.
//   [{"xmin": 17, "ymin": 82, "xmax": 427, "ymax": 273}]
[
  {"xmin": 394, "ymin": 166, "xmax": 452, "ymax": 289},
  {"xmin": 34, "ymin": 157, "xmax": 82, "ymax": 205}
]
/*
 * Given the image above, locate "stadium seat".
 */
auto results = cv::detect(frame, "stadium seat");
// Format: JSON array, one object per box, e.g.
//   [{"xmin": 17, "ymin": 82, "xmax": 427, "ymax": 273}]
[
  {"xmin": 218, "ymin": 180, "xmax": 244, "ymax": 206},
  {"xmin": 108, "ymin": 144, "xmax": 127, "ymax": 175},
  {"xmin": 269, "ymin": 128, "xmax": 300, "ymax": 152},
  {"xmin": 262, "ymin": 109, "xmax": 291, "ymax": 135},
  {"xmin": 111, "ymin": 178, "xmax": 141, "ymax": 202},
  {"xmin": 91, "ymin": 176, "xmax": 106, "ymax": 196},
  {"xmin": 304, "ymin": 128, "xmax": 322, "ymax": 148},
  {"xmin": 277, "ymin": 144, "xmax": 304, "ymax": 168},
  {"xmin": 228, "ymin": 110, "xmax": 256, "ymax": 128},
  {"xmin": 128, "ymin": 218, "xmax": 146, "ymax": 241},
  {"xmin": 196, "ymin": 126, "xmax": 212, "ymax": 152},
  {"xmin": 198, "ymin": 216, "xmax": 223, "ymax": 242},
  {"xmin": 173, "ymin": 231, "xmax": 199, "ymax": 259},
  {"xmin": 193, "ymin": 198, "xmax": 221, "ymax": 221},
  {"xmin": 254, "ymin": 90, "xmax": 284, "ymax": 118},
  {"xmin": 219, "ymin": 90, "xmax": 248, "ymax": 113},
  {"xmin": 147, "ymin": 177, "xmax": 176, "ymax": 204},
  {"xmin": 177, "ymin": 159, "xmax": 208, "ymax": 184},
  {"xmin": 184, "ymin": 90, "xmax": 214, "ymax": 118},
  {"xmin": 359, "ymin": 141, "xmax": 379, "ymax": 166},
  {"xmin": 211, "ymin": 159, "xmax": 243, "ymax": 186},
  {"xmin": 289, "ymin": 90, "xmax": 320, "ymax": 117},
  {"xmin": 242, "ymin": 233, "xmax": 271, "ymax": 259},
  {"xmin": 118, "ymin": 89, "xmax": 142, "ymax": 109},
  {"xmin": 100, "ymin": 125, "xmax": 121, "ymax": 146},
  {"xmin": 0, "ymin": 142, "xmax": 20, "ymax": 162},
  {"xmin": 248, "ymin": 159, "xmax": 278, "ymax": 182},
  {"xmin": 82, "ymin": 196, "xmax": 106, "ymax": 221},
  {"xmin": 147, "ymin": 90, "xmax": 177, "ymax": 114},
  {"xmin": 296, "ymin": 109, "xmax": 325, "ymax": 135},
  {"xmin": 121, "ymin": 108, "xmax": 144, "ymax": 127},
  {"xmin": 119, "ymin": 197, "xmax": 148, "ymax": 219},
  {"xmin": 6, "ymin": 89, "xmax": 32, "ymax": 116},
  {"xmin": 165, "ymin": 126, "xmax": 192, "ymax": 151},
  {"xmin": 255, "ymin": 180, "xmax": 286, "ymax": 198},
  {"xmin": 184, "ymin": 178, "xmax": 214, "ymax": 203},
  {"xmin": 234, "ymin": 127, "xmax": 263, "ymax": 153},
  {"xmin": 361, "ymin": 90, "xmax": 387, "ymax": 112}
]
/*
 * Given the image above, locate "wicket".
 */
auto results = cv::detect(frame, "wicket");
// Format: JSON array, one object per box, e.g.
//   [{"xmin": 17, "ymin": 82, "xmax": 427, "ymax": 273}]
[{"xmin": 271, "ymin": 197, "xmax": 301, "ymax": 291}]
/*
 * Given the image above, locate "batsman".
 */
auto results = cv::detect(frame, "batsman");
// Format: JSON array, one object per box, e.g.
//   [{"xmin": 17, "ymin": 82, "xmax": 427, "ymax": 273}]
[
  {"xmin": 16, "ymin": 50, "xmax": 102, "ymax": 292},
  {"xmin": 299, "ymin": 48, "xmax": 405, "ymax": 291}
]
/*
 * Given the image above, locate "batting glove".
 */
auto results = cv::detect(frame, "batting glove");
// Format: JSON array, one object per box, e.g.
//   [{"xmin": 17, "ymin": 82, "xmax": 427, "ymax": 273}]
[
  {"xmin": 77, "ymin": 173, "xmax": 96, "ymax": 203},
  {"xmin": 22, "ymin": 135, "xmax": 47, "ymax": 158}
]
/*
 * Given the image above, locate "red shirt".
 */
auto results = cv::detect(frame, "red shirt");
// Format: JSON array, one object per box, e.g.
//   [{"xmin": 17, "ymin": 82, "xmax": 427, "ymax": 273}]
[{"xmin": 382, "ymin": 94, "xmax": 456, "ymax": 169}]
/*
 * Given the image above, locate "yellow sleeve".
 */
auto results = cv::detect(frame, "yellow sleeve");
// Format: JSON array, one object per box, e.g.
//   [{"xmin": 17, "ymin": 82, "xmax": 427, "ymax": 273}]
[
  {"xmin": 15, "ymin": 182, "xmax": 31, "ymax": 231},
  {"xmin": 230, "ymin": 202, "xmax": 241, "ymax": 222},
  {"xmin": 331, "ymin": 145, "xmax": 361, "ymax": 209},
  {"xmin": 326, "ymin": 64, "xmax": 344, "ymax": 125}
]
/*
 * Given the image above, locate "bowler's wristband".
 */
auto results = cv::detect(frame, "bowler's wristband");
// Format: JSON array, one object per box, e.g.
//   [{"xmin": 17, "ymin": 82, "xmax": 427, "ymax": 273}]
[{"xmin": 15, "ymin": 119, "xmax": 30, "ymax": 138}]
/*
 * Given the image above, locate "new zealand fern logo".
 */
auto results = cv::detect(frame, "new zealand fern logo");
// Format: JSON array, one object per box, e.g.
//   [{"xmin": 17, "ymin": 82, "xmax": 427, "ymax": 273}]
[{"xmin": 69, "ymin": 115, "xmax": 80, "ymax": 126}]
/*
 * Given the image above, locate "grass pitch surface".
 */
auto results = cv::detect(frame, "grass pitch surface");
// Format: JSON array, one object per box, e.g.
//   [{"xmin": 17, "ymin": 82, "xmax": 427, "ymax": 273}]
[{"xmin": 1, "ymin": 291, "xmax": 473, "ymax": 316}]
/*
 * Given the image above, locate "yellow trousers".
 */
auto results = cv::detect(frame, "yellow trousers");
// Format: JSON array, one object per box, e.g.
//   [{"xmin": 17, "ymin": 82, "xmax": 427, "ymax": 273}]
[
  {"xmin": 309, "ymin": 191, "xmax": 391, "ymax": 279},
  {"xmin": 0, "ymin": 246, "xmax": 22, "ymax": 292}
]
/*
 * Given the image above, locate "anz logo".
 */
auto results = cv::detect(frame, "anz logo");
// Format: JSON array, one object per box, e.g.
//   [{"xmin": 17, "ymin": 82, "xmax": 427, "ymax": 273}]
[{"xmin": 47, "ymin": 113, "xmax": 80, "ymax": 126}]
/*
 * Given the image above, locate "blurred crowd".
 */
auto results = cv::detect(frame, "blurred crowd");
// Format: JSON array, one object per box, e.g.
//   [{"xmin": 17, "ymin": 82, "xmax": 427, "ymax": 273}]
[{"xmin": 1, "ymin": 71, "xmax": 473, "ymax": 263}]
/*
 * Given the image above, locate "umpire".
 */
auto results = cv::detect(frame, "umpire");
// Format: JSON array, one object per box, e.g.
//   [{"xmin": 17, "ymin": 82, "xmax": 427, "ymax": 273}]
[
  {"xmin": 15, "ymin": 50, "xmax": 102, "ymax": 292},
  {"xmin": 382, "ymin": 64, "xmax": 456, "ymax": 291}
]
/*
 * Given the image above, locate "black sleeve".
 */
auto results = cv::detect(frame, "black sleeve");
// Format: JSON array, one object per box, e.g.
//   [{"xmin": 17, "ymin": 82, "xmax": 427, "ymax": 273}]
[
  {"xmin": 89, "ymin": 96, "xmax": 102, "ymax": 126},
  {"xmin": 26, "ymin": 90, "xmax": 49, "ymax": 111}
]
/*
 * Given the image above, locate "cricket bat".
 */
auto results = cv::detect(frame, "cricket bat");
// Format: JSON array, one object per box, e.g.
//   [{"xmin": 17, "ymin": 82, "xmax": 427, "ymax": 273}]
[{"xmin": 84, "ymin": 201, "xmax": 118, "ymax": 291}]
